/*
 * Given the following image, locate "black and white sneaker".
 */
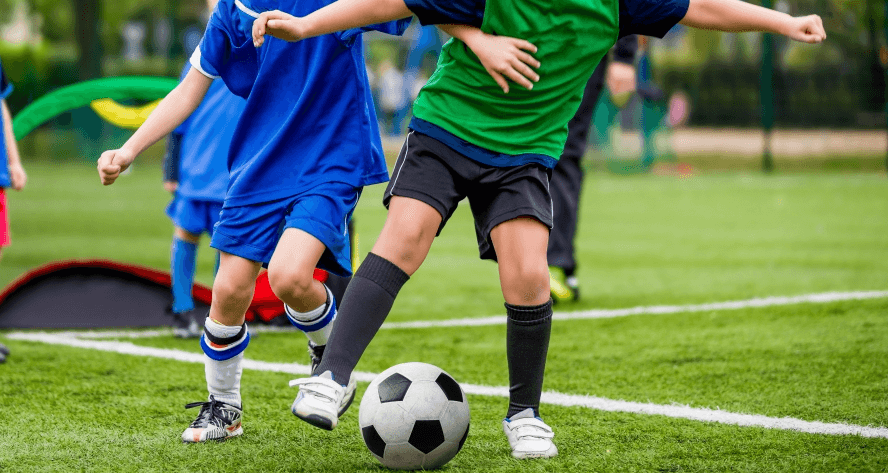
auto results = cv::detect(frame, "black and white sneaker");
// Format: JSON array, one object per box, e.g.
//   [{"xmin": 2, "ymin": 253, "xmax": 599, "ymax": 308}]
[
  {"xmin": 181, "ymin": 395, "xmax": 243, "ymax": 443},
  {"xmin": 307, "ymin": 341, "xmax": 324, "ymax": 374},
  {"xmin": 172, "ymin": 309, "xmax": 203, "ymax": 339}
]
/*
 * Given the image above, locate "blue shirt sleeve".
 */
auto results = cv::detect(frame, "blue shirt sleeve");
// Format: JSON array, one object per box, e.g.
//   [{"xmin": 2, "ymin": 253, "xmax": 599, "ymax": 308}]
[
  {"xmin": 619, "ymin": 0, "xmax": 689, "ymax": 39},
  {"xmin": 190, "ymin": 21, "xmax": 226, "ymax": 79},
  {"xmin": 0, "ymin": 62, "xmax": 13, "ymax": 100},
  {"xmin": 402, "ymin": 0, "xmax": 485, "ymax": 28},
  {"xmin": 338, "ymin": 17, "xmax": 413, "ymax": 43},
  {"xmin": 189, "ymin": 0, "xmax": 259, "ymax": 98}
]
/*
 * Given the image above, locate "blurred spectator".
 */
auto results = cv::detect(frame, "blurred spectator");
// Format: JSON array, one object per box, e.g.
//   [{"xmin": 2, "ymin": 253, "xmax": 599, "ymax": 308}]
[
  {"xmin": 394, "ymin": 22, "xmax": 445, "ymax": 135},
  {"xmin": 376, "ymin": 59, "xmax": 406, "ymax": 137},
  {"xmin": 548, "ymin": 36, "xmax": 638, "ymax": 303},
  {"xmin": 0, "ymin": 58, "xmax": 27, "ymax": 266}
]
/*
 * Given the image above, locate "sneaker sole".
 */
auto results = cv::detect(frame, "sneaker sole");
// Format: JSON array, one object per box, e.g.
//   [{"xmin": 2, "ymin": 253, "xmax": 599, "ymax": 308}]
[
  {"xmin": 512, "ymin": 450, "xmax": 558, "ymax": 459},
  {"xmin": 294, "ymin": 412, "xmax": 336, "ymax": 431},
  {"xmin": 181, "ymin": 425, "xmax": 243, "ymax": 443},
  {"xmin": 338, "ymin": 388, "xmax": 356, "ymax": 417}
]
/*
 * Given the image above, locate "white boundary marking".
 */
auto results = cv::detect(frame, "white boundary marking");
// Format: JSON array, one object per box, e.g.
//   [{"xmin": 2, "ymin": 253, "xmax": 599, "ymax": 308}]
[
  {"xmin": 379, "ymin": 290, "xmax": 888, "ymax": 329},
  {"xmin": 6, "ymin": 331, "xmax": 888, "ymax": 439}
]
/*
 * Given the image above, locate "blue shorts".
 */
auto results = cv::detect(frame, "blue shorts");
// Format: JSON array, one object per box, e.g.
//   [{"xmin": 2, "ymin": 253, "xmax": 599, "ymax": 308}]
[
  {"xmin": 166, "ymin": 196, "xmax": 224, "ymax": 236},
  {"xmin": 210, "ymin": 182, "xmax": 361, "ymax": 277}
]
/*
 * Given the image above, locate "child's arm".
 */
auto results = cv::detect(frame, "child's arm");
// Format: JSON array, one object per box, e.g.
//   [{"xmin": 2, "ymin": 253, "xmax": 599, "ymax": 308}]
[
  {"xmin": 252, "ymin": 0, "xmax": 410, "ymax": 46},
  {"xmin": 98, "ymin": 69, "xmax": 212, "ymax": 186},
  {"xmin": 681, "ymin": 0, "xmax": 825, "ymax": 43},
  {"xmin": 436, "ymin": 25, "xmax": 540, "ymax": 94},
  {"xmin": 1, "ymin": 99, "xmax": 25, "ymax": 191}
]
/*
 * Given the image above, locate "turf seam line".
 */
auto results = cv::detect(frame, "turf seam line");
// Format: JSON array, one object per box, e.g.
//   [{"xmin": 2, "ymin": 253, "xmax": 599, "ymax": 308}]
[{"xmin": 7, "ymin": 331, "xmax": 888, "ymax": 439}]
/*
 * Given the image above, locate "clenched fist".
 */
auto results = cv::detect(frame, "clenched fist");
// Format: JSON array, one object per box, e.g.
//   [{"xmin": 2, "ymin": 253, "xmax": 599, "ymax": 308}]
[{"xmin": 97, "ymin": 148, "xmax": 137, "ymax": 186}]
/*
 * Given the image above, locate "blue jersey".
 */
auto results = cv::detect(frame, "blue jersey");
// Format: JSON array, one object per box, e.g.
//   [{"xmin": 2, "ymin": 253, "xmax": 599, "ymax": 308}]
[
  {"xmin": 191, "ymin": 0, "xmax": 409, "ymax": 206},
  {"xmin": 168, "ymin": 64, "xmax": 246, "ymax": 202},
  {"xmin": 0, "ymin": 61, "xmax": 12, "ymax": 188}
]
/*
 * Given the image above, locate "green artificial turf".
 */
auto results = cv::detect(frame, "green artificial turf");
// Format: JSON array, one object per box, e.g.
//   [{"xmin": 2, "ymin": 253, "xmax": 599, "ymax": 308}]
[{"xmin": 1, "ymin": 161, "xmax": 887, "ymax": 472}]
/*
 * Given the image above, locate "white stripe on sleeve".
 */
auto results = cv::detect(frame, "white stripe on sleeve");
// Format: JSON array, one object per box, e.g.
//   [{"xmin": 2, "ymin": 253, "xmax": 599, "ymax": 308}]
[{"xmin": 189, "ymin": 47, "xmax": 221, "ymax": 79}]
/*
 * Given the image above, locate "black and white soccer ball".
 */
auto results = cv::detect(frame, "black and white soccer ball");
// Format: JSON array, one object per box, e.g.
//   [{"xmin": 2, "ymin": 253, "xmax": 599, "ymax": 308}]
[{"xmin": 359, "ymin": 362, "xmax": 470, "ymax": 470}]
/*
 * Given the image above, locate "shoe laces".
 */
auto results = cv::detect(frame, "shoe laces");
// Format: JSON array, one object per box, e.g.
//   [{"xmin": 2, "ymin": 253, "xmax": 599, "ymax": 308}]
[{"xmin": 184, "ymin": 396, "xmax": 236, "ymax": 429}]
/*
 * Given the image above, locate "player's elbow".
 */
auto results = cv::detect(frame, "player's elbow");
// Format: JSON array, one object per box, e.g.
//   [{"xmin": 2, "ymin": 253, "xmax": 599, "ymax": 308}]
[{"xmin": 679, "ymin": 0, "xmax": 721, "ymax": 30}]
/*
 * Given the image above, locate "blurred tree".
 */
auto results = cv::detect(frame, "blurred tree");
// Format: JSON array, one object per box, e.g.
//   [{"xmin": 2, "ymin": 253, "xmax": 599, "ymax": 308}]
[{"xmin": 72, "ymin": 0, "xmax": 102, "ymax": 80}]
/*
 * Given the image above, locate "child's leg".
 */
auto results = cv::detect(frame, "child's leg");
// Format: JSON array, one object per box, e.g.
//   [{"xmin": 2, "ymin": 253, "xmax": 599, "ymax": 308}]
[
  {"xmin": 291, "ymin": 132, "xmax": 460, "ymax": 430},
  {"xmin": 182, "ymin": 251, "xmax": 260, "ymax": 443},
  {"xmin": 171, "ymin": 227, "xmax": 200, "ymax": 312},
  {"xmin": 0, "ymin": 188, "xmax": 9, "ymax": 263},
  {"xmin": 203, "ymin": 252, "xmax": 261, "ymax": 406},
  {"xmin": 315, "ymin": 195, "xmax": 440, "ymax": 382},
  {"xmin": 490, "ymin": 216, "xmax": 558, "ymax": 459},
  {"xmin": 490, "ymin": 216, "xmax": 552, "ymax": 416},
  {"xmin": 267, "ymin": 228, "xmax": 332, "ymax": 347}
]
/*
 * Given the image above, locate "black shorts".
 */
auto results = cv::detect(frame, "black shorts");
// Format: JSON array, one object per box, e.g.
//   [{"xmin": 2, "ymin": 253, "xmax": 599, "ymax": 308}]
[{"xmin": 384, "ymin": 130, "xmax": 553, "ymax": 261}]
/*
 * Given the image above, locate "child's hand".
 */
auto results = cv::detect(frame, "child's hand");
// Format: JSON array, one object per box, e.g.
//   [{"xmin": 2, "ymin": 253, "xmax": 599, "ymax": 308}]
[
  {"xmin": 467, "ymin": 34, "xmax": 541, "ymax": 94},
  {"xmin": 784, "ymin": 15, "xmax": 825, "ymax": 43},
  {"xmin": 97, "ymin": 149, "xmax": 136, "ymax": 186},
  {"xmin": 606, "ymin": 62, "xmax": 636, "ymax": 97},
  {"xmin": 7, "ymin": 162, "xmax": 26, "ymax": 191},
  {"xmin": 163, "ymin": 181, "xmax": 178, "ymax": 193},
  {"xmin": 253, "ymin": 10, "xmax": 304, "ymax": 47}
]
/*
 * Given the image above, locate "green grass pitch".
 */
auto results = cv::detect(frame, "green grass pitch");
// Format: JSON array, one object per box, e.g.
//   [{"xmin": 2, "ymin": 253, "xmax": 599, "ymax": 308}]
[{"xmin": 1, "ymin": 161, "xmax": 887, "ymax": 472}]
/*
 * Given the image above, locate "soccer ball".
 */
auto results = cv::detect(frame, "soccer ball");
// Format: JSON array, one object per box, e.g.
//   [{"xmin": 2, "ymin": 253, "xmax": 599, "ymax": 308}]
[{"xmin": 359, "ymin": 362, "xmax": 470, "ymax": 470}]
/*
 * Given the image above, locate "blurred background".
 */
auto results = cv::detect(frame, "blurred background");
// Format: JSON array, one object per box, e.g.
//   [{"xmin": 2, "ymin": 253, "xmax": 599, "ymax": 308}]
[{"xmin": 0, "ymin": 0, "xmax": 886, "ymax": 289}]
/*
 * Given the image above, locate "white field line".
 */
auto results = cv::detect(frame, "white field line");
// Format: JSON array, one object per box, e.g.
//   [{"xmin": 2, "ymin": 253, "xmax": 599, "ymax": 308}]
[
  {"xmin": 37, "ymin": 290, "xmax": 888, "ymax": 339},
  {"xmin": 384, "ymin": 290, "xmax": 888, "ymax": 329},
  {"xmin": 7, "ymin": 331, "xmax": 888, "ymax": 439}
]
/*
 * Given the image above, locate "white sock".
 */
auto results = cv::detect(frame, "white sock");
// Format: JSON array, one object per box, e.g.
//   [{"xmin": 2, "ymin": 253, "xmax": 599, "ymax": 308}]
[
  {"xmin": 203, "ymin": 317, "xmax": 246, "ymax": 407},
  {"xmin": 204, "ymin": 353, "xmax": 243, "ymax": 408},
  {"xmin": 285, "ymin": 285, "xmax": 336, "ymax": 346}
]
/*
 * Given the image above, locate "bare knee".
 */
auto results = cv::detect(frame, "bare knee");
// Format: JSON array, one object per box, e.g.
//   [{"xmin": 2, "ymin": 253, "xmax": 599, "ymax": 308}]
[
  {"xmin": 386, "ymin": 229, "xmax": 429, "ymax": 267},
  {"xmin": 212, "ymin": 273, "xmax": 255, "ymax": 307},
  {"xmin": 267, "ymin": 266, "xmax": 315, "ymax": 302},
  {"xmin": 174, "ymin": 227, "xmax": 201, "ymax": 243},
  {"xmin": 500, "ymin": 261, "xmax": 550, "ymax": 305},
  {"xmin": 375, "ymin": 222, "xmax": 435, "ymax": 275}
]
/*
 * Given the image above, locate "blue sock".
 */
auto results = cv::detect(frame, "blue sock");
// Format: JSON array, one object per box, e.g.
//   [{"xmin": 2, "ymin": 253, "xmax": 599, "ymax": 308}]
[{"xmin": 171, "ymin": 237, "xmax": 198, "ymax": 313}]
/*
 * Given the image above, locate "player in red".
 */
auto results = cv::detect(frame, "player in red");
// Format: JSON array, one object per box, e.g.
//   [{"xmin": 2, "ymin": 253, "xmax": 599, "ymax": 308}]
[{"xmin": 0, "ymin": 59, "xmax": 26, "ymax": 364}]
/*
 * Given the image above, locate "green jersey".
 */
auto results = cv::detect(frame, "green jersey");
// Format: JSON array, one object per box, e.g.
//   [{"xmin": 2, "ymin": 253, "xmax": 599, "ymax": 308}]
[{"xmin": 403, "ymin": 0, "xmax": 688, "ymax": 167}]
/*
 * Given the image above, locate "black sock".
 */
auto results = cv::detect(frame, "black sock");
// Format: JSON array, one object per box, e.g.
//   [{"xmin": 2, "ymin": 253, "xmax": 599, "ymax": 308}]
[
  {"xmin": 316, "ymin": 253, "xmax": 409, "ymax": 383},
  {"xmin": 505, "ymin": 300, "xmax": 553, "ymax": 418}
]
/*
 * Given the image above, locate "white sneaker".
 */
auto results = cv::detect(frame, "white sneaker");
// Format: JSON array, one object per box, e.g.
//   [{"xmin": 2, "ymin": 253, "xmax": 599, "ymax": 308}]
[
  {"xmin": 289, "ymin": 370, "xmax": 355, "ymax": 430},
  {"xmin": 502, "ymin": 408, "xmax": 558, "ymax": 459}
]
